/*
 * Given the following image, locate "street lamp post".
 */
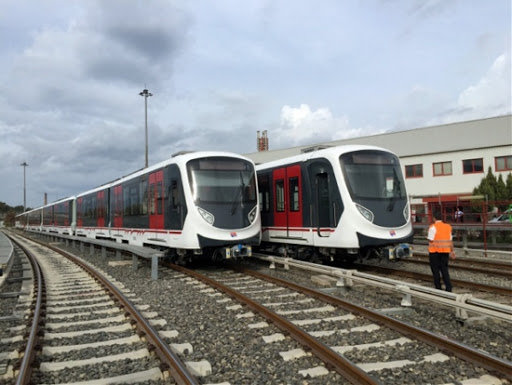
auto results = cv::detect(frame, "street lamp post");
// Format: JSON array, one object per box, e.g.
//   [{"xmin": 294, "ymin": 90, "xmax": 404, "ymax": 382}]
[
  {"xmin": 20, "ymin": 161, "xmax": 28, "ymax": 211},
  {"xmin": 139, "ymin": 88, "xmax": 153, "ymax": 168}
]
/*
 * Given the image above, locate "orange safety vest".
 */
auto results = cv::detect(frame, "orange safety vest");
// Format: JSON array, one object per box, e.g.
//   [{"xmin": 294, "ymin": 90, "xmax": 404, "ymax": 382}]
[{"xmin": 428, "ymin": 221, "xmax": 453, "ymax": 253}]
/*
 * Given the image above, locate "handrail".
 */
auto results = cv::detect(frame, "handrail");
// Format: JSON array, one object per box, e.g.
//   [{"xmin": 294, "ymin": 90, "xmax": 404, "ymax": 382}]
[{"xmin": 255, "ymin": 253, "xmax": 512, "ymax": 323}]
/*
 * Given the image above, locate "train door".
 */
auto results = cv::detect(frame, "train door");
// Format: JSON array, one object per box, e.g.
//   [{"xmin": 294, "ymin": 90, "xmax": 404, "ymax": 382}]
[
  {"xmin": 273, "ymin": 164, "xmax": 302, "ymax": 236},
  {"xmin": 167, "ymin": 165, "xmax": 187, "ymax": 230},
  {"xmin": 308, "ymin": 160, "xmax": 343, "ymax": 237},
  {"xmin": 316, "ymin": 173, "xmax": 331, "ymax": 235},
  {"xmin": 97, "ymin": 190, "xmax": 105, "ymax": 227},
  {"xmin": 113, "ymin": 185, "xmax": 123, "ymax": 228},
  {"xmin": 149, "ymin": 170, "xmax": 164, "ymax": 229}
]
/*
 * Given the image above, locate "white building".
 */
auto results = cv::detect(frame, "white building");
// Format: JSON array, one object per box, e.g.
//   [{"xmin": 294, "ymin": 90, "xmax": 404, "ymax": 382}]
[{"xmin": 245, "ymin": 115, "xmax": 512, "ymax": 220}]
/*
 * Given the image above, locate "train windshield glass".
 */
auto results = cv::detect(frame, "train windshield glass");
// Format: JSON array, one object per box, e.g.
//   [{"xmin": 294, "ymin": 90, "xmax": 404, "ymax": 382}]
[
  {"xmin": 187, "ymin": 157, "xmax": 257, "ymax": 204},
  {"xmin": 339, "ymin": 150, "xmax": 406, "ymax": 200}
]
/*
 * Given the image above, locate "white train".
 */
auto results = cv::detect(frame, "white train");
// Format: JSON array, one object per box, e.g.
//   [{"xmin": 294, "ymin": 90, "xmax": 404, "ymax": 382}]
[
  {"xmin": 18, "ymin": 151, "xmax": 261, "ymax": 262},
  {"xmin": 256, "ymin": 145, "xmax": 413, "ymax": 260}
]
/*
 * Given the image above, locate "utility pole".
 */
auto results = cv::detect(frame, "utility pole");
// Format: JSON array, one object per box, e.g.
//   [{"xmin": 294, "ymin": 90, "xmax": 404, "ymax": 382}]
[
  {"xmin": 20, "ymin": 161, "xmax": 28, "ymax": 211},
  {"xmin": 139, "ymin": 88, "xmax": 153, "ymax": 168}
]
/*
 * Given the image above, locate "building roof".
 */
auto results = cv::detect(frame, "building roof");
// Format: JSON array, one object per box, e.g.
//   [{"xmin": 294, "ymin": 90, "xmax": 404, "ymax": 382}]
[{"xmin": 245, "ymin": 115, "xmax": 512, "ymax": 164}]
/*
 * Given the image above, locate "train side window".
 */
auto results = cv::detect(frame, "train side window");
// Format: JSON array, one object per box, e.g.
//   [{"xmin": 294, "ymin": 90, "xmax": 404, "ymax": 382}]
[
  {"xmin": 140, "ymin": 178, "xmax": 148, "ymax": 215},
  {"xmin": 149, "ymin": 184, "xmax": 156, "ymax": 215},
  {"xmin": 289, "ymin": 177, "xmax": 299, "ymax": 212},
  {"xmin": 171, "ymin": 180, "xmax": 179, "ymax": 209},
  {"xmin": 258, "ymin": 174, "xmax": 270, "ymax": 212},
  {"xmin": 275, "ymin": 179, "xmax": 285, "ymax": 212}
]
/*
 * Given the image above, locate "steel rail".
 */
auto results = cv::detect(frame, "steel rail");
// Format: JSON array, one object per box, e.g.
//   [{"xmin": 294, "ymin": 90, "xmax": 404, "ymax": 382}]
[
  {"xmin": 13, "ymin": 233, "xmax": 200, "ymax": 385},
  {"xmin": 403, "ymin": 255, "xmax": 512, "ymax": 278},
  {"xmin": 412, "ymin": 251, "xmax": 512, "ymax": 271},
  {"xmin": 169, "ymin": 263, "xmax": 380, "ymax": 385},
  {"xmin": 257, "ymin": 254, "xmax": 512, "ymax": 322},
  {"xmin": 240, "ymin": 267, "xmax": 512, "ymax": 380},
  {"xmin": 7, "ymin": 235, "xmax": 44, "ymax": 385},
  {"xmin": 354, "ymin": 264, "xmax": 512, "ymax": 297}
]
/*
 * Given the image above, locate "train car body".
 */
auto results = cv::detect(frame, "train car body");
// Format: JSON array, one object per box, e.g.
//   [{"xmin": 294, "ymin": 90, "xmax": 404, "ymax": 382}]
[
  {"xmin": 40, "ymin": 197, "xmax": 76, "ymax": 235},
  {"xmin": 23, "ymin": 207, "xmax": 43, "ymax": 232},
  {"xmin": 42, "ymin": 151, "xmax": 262, "ymax": 261},
  {"xmin": 256, "ymin": 145, "xmax": 413, "ymax": 260}
]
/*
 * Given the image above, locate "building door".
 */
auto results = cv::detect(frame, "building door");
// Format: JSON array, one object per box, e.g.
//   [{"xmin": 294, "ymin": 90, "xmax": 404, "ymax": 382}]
[{"xmin": 149, "ymin": 170, "xmax": 164, "ymax": 229}]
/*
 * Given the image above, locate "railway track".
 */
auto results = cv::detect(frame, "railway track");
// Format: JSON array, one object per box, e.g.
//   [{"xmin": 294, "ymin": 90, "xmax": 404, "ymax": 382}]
[
  {"xmin": 177, "ymin": 263, "xmax": 512, "ymax": 384},
  {"xmin": 4, "ymin": 232, "xmax": 511, "ymax": 384},
  {"xmin": 2, "ymin": 233, "xmax": 199, "ymax": 385},
  {"xmin": 400, "ymin": 252, "xmax": 512, "ymax": 278},
  {"xmin": 352, "ymin": 263, "xmax": 512, "ymax": 297}
]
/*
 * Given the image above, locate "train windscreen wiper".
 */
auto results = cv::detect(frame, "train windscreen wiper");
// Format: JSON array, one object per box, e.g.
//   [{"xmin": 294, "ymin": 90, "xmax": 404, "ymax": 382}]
[
  {"xmin": 230, "ymin": 172, "xmax": 245, "ymax": 215},
  {"xmin": 386, "ymin": 168, "xmax": 401, "ymax": 212}
]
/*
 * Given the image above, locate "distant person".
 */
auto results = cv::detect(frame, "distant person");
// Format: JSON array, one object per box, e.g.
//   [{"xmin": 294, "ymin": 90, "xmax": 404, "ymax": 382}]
[
  {"xmin": 427, "ymin": 214, "xmax": 456, "ymax": 292},
  {"xmin": 454, "ymin": 206, "xmax": 464, "ymax": 223}
]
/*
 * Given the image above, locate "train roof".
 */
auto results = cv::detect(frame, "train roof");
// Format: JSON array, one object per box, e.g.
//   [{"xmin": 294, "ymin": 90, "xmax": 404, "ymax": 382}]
[
  {"xmin": 41, "ymin": 196, "xmax": 75, "ymax": 208},
  {"xmin": 73, "ymin": 151, "xmax": 255, "ymax": 198},
  {"xmin": 255, "ymin": 144, "xmax": 397, "ymax": 170},
  {"xmin": 107, "ymin": 150, "xmax": 255, "ymax": 187},
  {"xmin": 22, "ymin": 151, "xmax": 256, "ymax": 208}
]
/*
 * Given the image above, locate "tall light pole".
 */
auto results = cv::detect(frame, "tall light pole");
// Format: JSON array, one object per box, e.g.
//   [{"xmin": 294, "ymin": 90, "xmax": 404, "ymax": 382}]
[
  {"xmin": 139, "ymin": 88, "xmax": 153, "ymax": 168},
  {"xmin": 20, "ymin": 161, "xmax": 28, "ymax": 211}
]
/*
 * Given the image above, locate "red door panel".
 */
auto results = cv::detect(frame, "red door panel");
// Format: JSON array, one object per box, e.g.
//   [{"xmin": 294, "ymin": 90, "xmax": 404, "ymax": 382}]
[
  {"xmin": 272, "ymin": 165, "xmax": 303, "ymax": 236},
  {"xmin": 97, "ymin": 190, "xmax": 105, "ymax": 227},
  {"xmin": 113, "ymin": 185, "xmax": 123, "ymax": 228},
  {"xmin": 149, "ymin": 171, "xmax": 164, "ymax": 229},
  {"xmin": 286, "ymin": 164, "xmax": 302, "ymax": 228}
]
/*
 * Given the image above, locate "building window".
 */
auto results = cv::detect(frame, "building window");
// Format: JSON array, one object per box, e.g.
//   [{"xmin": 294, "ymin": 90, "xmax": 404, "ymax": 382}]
[
  {"xmin": 405, "ymin": 164, "xmax": 423, "ymax": 178},
  {"xmin": 462, "ymin": 158, "xmax": 483, "ymax": 174},
  {"xmin": 496, "ymin": 155, "xmax": 512, "ymax": 171},
  {"xmin": 433, "ymin": 161, "xmax": 452, "ymax": 176}
]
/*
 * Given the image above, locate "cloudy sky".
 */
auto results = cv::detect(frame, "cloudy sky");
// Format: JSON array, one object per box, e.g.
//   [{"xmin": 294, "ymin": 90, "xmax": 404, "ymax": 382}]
[{"xmin": 0, "ymin": 0, "xmax": 510, "ymax": 208}]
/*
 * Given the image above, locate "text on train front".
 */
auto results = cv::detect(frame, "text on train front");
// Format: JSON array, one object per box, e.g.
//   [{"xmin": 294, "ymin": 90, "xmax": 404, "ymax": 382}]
[
  {"xmin": 339, "ymin": 150, "xmax": 409, "ymax": 227},
  {"xmin": 187, "ymin": 157, "xmax": 258, "ymax": 229}
]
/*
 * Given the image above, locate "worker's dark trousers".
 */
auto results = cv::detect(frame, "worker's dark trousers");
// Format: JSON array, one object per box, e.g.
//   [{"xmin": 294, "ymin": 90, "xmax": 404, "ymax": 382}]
[{"xmin": 429, "ymin": 252, "xmax": 452, "ymax": 292}]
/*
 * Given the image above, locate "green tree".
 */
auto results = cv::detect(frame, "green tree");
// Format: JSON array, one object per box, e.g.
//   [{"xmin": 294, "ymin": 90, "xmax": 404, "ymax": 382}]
[
  {"xmin": 473, "ymin": 169, "xmax": 512, "ymax": 214},
  {"xmin": 4, "ymin": 211, "xmax": 16, "ymax": 227},
  {"xmin": 496, "ymin": 174, "xmax": 507, "ymax": 201},
  {"xmin": 473, "ymin": 167, "xmax": 497, "ymax": 201},
  {"xmin": 506, "ymin": 173, "xmax": 512, "ymax": 199}
]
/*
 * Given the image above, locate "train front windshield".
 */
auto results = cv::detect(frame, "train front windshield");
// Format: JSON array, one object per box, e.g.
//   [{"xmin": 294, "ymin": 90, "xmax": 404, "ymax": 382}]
[
  {"xmin": 340, "ymin": 150, "xmax": 408, "ymax": 227},
  {"xmin": 187, "ymin": 157, "xmax": 257, "ymax": 229}
]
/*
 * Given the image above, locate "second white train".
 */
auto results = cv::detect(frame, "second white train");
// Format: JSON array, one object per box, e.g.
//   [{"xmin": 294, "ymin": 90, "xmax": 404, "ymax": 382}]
[{"xmin": 256, "ymin": 145, "xmax": 413, "ymax": 260}]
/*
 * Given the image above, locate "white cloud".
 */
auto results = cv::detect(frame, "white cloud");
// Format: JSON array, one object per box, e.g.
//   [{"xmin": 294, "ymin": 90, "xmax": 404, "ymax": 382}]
[
  {"xmin": 420, "ymin": 52, "xmax": 512, "ymax": 127},
  {"xmin": 271, "ymin": 104, "xmax": 368, "ymax": 149},
  {"xmin": 457, "ymin": 53, "xmax": 511, "ymax": 115}
]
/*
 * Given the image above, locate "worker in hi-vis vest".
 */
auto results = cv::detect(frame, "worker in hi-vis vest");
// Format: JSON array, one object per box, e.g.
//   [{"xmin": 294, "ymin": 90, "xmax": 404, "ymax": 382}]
[{"xmin": 427, "ymin": 213, "xmax": 456, "ymax": 292}]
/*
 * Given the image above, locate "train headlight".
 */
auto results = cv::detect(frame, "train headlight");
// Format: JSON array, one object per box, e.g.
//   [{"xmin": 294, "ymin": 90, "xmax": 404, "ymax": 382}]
[
  {"xmin": 198, "ymin": 207, "xmax": 214, "ymax": 225},
  {"xmin": 356, "ymin": 204, "xmax": 374, "ymax": 223},
  {"xmin": 403, "ymin": 204, "xmax": 410, "ymax": 222},
  {"xmin": 248, "ymin": 206, "xmax": 257, "ymax": 223}
]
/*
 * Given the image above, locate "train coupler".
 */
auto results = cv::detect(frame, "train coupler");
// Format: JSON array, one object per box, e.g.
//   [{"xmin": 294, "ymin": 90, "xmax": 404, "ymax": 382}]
[
  {"xmin": 388, "ymin": 243, "xmax": 412, "ymax": 261},
  {"xmin": 223, "ymin": 244, "xmax": 252, "ymax": 259}
]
